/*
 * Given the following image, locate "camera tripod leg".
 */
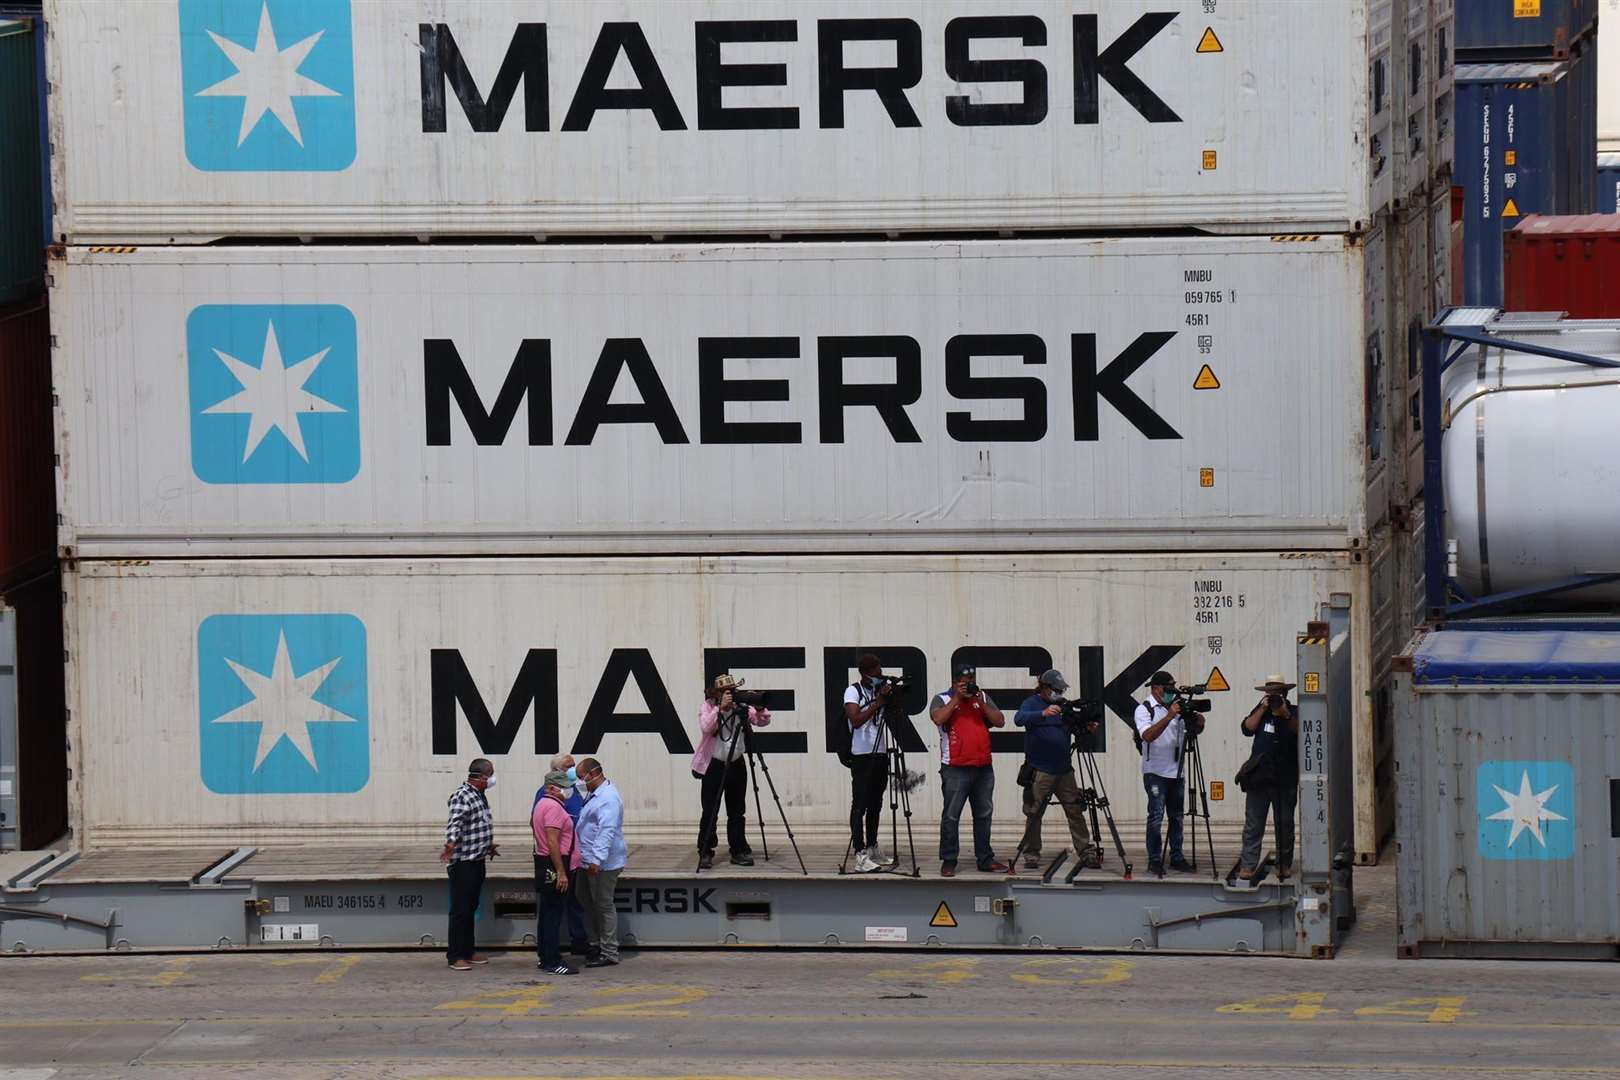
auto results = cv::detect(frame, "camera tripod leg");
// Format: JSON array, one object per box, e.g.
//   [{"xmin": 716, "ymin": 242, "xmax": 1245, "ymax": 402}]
[
  {"xmin": 1079, "ymin": 747, "xmax": 1132, "ymax": 880},
  {"xmin": 744, "ymin": 748, "xmax": 771, "ymax": 864},
  {"xmin": 748, "ymin": 747, "xmax": 807, "ymax": 876}
]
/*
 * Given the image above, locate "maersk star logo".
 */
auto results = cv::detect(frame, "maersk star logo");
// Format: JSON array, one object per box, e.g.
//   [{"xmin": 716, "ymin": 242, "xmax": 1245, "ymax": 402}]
[
  {"xmin": 199, "ymin": 614, "xmax": 369, "ymax": 794},
  {"xmin": 187, "ymin": 304, "xmax": 360, "ymax": 484},
  {"xmin": 1477, "ymin": 760, "xmax": 1575, "ymax": 861},
  {"xmin": 179, "ymin": 0, "xmax": 356, "ymax": 171}
]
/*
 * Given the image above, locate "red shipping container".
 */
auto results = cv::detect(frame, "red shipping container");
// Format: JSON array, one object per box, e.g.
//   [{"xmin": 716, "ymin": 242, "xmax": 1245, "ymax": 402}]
[
  {"xmin": 1502, "ymin": 215, "xmax": 1620, "ymax": 318},
  {"xmin": 0, "ymin": 290, "xmax": 54, "ymax": 593}
]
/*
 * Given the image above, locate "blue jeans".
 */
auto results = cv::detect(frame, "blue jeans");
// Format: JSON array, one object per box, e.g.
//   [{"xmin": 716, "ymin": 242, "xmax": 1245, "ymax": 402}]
[
  {"xmin": 939, "ymin": 765, "xmax": 996, "ymax": 869},
  {"xmin": 1143, "ymin": 773, "xmax": 1185, "ymax": 866}
]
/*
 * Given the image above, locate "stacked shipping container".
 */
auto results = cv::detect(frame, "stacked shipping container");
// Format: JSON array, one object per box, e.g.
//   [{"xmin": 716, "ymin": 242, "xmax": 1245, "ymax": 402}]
[
  {"xmin": 1454, "ymin": 0, "xmax": 1601, "ymax": 304},
  {"xmin": 45, "ymin": 1, "xmax": 1454, "ymax": 860}
]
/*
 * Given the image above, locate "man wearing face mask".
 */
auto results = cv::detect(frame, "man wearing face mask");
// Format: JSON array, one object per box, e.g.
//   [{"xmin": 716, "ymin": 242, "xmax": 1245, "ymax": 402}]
[
  {"xmin": 535, "ymin": 753, "xmax": 591, "ymax": 960},
  {"xmin": 843, "ymin": 653, "xmax": 897, "ymax": 873},
  {"xmin": 1014, "ymin": 669, "xmax": 1101, "ymax": 871},
  {"xmin": 574, "ymin": 757, "xmax": 626, "ymax": 968},
  {"xmin": 440, "ymin": 758, "xmax": 500, "ymax": 972},
  {"xmin": 1134, "ymin": 671, "xmax": 1203, "ymax": 877}
]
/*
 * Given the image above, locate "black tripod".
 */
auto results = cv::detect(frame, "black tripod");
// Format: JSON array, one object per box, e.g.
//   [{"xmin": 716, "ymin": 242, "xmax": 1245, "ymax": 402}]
[
  {"xmin": 1175, "ymin": 718, "xmax": 1219, "ymax": 881},
  {"xmin": 1012, "ymin": 727, "xmax": 1133, "ymax": 881},
  {"xmin": 839, "ymin": 703, "xmax": 921, "ymax": 877},
  {"xmin": 697, "ymin": 709, "xmax": 807, "ymax": 876}
]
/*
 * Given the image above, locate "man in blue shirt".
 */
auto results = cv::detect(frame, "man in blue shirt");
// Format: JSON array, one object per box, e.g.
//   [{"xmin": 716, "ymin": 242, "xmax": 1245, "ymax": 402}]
[
  {"xmin": 574, "ymin": 757, "xmax": 628, "ymax": 968},
  {"xmin": 534, "ymin": 753, "xmax": 590, "ymax": 958},
  {"xmin": 1014, "ymin": 669, "xmax": 1100, "ymax": 871}
]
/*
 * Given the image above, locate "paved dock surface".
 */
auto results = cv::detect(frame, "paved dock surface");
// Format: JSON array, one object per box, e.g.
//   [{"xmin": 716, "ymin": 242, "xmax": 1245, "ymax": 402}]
[{"xmin": 1, "ymin": 864, "xmax": 1616, "ymax": 1080}]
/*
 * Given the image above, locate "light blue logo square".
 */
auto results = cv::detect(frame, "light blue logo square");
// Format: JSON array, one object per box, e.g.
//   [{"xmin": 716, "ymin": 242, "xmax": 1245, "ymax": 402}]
[
  {"xmin": 1476, "ymin": 759, "xmax": 1575, "ymax": 861},
  {"xmin": 198, "ymin": 614, "xmax": 369, "ymax": 794},
  {"xmin": 188, "ymin": 304, "xmax": 360, "ymax": 484},
  {"xmin": 179, "ymin": 0, "xmax": 356, "ymax": 172}
]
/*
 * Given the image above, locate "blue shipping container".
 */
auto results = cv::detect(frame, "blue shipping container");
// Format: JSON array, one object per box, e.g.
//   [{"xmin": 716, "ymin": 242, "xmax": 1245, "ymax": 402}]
[
  {"xmin": 1456, "ymin": 59, "xmax": 1580, "ymax": 306},
  {"xmin": 1456, "ymin": 0, "xmax": 1595, "ymax": 55},
  {"xmin": 1600, "ymin": 152, "xmax": 1620, "ymax": 214}
]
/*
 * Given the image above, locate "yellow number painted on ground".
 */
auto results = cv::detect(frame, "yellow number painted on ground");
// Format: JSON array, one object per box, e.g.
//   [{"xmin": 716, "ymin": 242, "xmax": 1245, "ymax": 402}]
[
  {"xmin": 270, "ymin": 954, "xmax": 361, "ymax": 984},
  {"xmin": 81, "ymin": 958, "xmax": 193, "ymax": 987},
  {"xmin": 1011, "ymin": 957, "xmax": 1134, "ymax": 987},
  {"xmin": 436, "ymin": 985, "xmax": 555, "ymax": 1017},
  {"xmin": 1216, "ymin": 991, "xmax": 1336, "ymax": 1020},
  {"xmin": 868, "ymin": 958, "xmax": 981, "ymax": 985},
  {"xmin": 1355, "ymin": 996, "xmax": 1473, "ymax": 1023},
  {"xmin": 576, "ymin": 984, "xmax": 709, "ymax": 1017}
]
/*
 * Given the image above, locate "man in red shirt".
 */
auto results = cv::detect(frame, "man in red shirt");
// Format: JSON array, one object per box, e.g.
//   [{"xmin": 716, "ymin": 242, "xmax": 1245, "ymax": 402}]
[{"xmin": 930, "ymin": 663, "xmax": 1009, "ymax": 877}]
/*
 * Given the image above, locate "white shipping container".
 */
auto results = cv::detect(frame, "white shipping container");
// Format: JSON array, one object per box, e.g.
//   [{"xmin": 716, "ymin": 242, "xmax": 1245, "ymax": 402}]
[
  {"xmin": 63, "ymin": 553, "xmax": 1376, "ymax": 849},
  {"xmin": 54, "ymin": 235, "xmax": 1388, "ymax": 558},
  {"xmin": 47, "ymin": 0, "xmax": 1396, "ymax": 241}
]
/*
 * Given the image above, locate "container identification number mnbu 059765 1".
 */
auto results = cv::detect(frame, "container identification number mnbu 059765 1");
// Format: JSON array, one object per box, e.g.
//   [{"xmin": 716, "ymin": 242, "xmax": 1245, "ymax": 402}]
[{"xmin": 304, "ymin": 894, "xmax": 426, "ymax": 910}]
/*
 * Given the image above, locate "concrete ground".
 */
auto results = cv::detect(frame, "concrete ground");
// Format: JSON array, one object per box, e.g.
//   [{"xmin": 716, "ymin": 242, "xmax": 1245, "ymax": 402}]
[{"xmin": 0, "ymin": 862, "xmax": 1616, "ymax": 1080}]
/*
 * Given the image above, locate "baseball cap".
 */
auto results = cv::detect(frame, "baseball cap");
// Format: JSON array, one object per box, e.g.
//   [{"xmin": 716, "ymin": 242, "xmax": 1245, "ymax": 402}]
[
  {"xmin": 543, "ymin": 770, "xmax": 571, "ymax": 790},
  {"xmin": 953, "ymin": 662, "xmax": 977, "ymax": 679},
  {"xmin": 1038, "ymin": 668, "xmax": 1069, "ymax": 692},
  {"xmin": 1148, "ymin": 671, "xmax": 1176, "ymax": 688}
]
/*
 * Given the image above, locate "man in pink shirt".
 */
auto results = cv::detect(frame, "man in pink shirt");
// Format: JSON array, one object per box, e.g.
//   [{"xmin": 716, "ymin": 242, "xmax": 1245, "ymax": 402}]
[{"xmin": 532, "ymin": 769, "xmax": 581, "ymax": 975}]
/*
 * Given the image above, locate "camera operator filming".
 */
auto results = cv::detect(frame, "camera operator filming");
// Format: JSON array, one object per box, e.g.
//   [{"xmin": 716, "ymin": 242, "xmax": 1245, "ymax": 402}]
[
  {"xmin": 1014, "ymin": 669, "xmax": 1102, "ymax": 871},
  {"xmin": 931, "ymin": 663, "xmax": 1009, "ymax": 877},
  {"xmin": 842, "ymin": 654, "xmax": 898, "ymax": 873},
  {"xmin": 691, "ymin": 673, "xmax": 771, "ymax": 870},
  {"xmin": 1236, "ymin": 675, "xmax": 1301, "ymax": 882},
  {"xmin": 1134, "ymin": 671, "xmax": 1206, "ymax": 877}
]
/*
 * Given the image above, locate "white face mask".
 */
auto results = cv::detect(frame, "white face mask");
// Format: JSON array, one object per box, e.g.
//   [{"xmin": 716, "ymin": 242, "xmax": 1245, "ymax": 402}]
[{"xmin": 483, "ymin": 775, "xmax": 497, "ymax": 789}]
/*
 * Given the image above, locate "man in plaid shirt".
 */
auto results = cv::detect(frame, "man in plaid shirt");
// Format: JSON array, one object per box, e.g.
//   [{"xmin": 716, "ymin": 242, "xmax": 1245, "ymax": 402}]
[{"xmin": 440, "ymin": 758, "xmax": 500, "ymax": 970}]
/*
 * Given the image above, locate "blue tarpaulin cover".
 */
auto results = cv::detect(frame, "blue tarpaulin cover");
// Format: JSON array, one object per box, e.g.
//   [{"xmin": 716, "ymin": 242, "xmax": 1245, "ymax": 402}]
[{"xmin": 1411, "ymin": 629, "xmax": 1620, "ymax": 685}]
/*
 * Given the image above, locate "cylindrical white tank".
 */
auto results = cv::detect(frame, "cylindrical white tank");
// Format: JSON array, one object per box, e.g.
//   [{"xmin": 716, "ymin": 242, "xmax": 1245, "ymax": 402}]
[{"xmin": 1441, "ymin": 315, "xmax": 1620, "ymax": 599}]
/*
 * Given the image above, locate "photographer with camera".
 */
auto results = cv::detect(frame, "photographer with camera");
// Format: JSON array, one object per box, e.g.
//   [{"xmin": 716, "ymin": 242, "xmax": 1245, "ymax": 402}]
[
  {"xmin": 1014, "ymin": 669, "xmax": 1102, "ymax": 871},
  {"xmin": 843, "ymin": 653, "xmax": 897, "ymax": 873},
  {"xmin": 1237, "ymin": 676, "xmax": 1300, "ymax": 881},
  {"xmin": 1134, "ymin": 671, "xmax": 1205, "ymax": 876},
  {"xmin": 691, "ymin": 673, "xmax": 771, "ymax": 870},
  {"xmin": 930, "ymin": 663, "xmax": 1009, "ymax": 877}
]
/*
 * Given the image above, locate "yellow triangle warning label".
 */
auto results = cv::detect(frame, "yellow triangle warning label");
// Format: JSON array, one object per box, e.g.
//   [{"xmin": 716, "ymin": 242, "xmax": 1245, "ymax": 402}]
[
  {"xmin": 1205, "ymin": 666, "xmax": 1231, "ymax": 692},
  {"xmin": 1193, "ymin": 365, "xmax": 1221, "ymax": 390},
  {"xmin": 1502, "ymin": 198, "xmax": 1521, "ymax": 219},
  {"xmin": 1197, "ymin": 27, "xmax": 1224, "ymax": 53},
  {"xmin": 929, "ymin": 901, "xmax": 958, "ymax": 928}
]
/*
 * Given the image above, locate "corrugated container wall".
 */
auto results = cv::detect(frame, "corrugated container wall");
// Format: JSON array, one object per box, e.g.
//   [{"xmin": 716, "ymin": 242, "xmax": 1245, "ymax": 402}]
[
  {"xmin": 1601, "ymin": 0, "xmax": 1620, "ymax": 148},
  {"xmin": 1398, "ymin": 0, "xmax": 1459, "ymax": 199},
  {"xmin": 0, "ymin": 19, "xmax": 43, "ymax": 303},
  {"xmin": 62, "ymin": 553, "xmax": 1379, "ymax": 849},
  {"xmin": 1395, "ymin": 625, "xmax": 1620, "ymax": 959},
  {"xmin": 46, "ymin": 0, "xmax": 1398, "ymax": 240},
  {"xmin": 1455, "ymin": 0, "xmax": 1596, "ymax": 55},
  {"xmin": 0, "ymin": 292, "xmax": 53, "ymax": 593},
  {"xmin": 51, "ymin": 237, "xmax": 1392, "ymax": 558},
  {"xmin": 1455, "ymin": 59, "xmax": 1590, "ymax": 305},
  {"xmin": 1503, "ymin": 215, "xmax": 1620, "ymax": 316},
  {"xmin": 1599, "ymin": 151, "xmax": 1620, "ymax": 211},
  {"xmin": 0, "ymin": 4, "xmax": 49, "ymax": 246}
]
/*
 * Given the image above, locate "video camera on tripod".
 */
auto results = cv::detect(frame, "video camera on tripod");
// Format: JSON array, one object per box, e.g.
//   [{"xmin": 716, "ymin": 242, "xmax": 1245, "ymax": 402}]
[
  {"xmin": 1166, "ymin": 683, "xmax": 1213, "ymax": 714},
  {"xmin": 870, "ymin": 673, "xmax": 913, "ymax": 697}
]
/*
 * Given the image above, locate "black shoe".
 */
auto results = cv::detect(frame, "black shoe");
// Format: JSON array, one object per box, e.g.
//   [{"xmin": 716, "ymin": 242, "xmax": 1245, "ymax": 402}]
[
  {"xmin": 1022, "ymin": 854, "xmax": 1042, "ymax": 870},
  {"xmin": 940, "ymin": 862, "xmax": 957, "ymax": 877},
  {"xmin": 1169, "ymin": 857, "xmax": 1195, "ymax": 873},
  {"xmin": 698, "ymin": 852, "xmax": 714, "ymax": 870},
  {"xmin": 730, "ymin": 852, "xmax": 755, "ymax": 866},
  {"xmin": 1148, "ymin": 860, "xmax": 1165, "ymax": 877},
  {"xmin": 585, "ymin": 956, "xmax": 619, "ymax": 968}
]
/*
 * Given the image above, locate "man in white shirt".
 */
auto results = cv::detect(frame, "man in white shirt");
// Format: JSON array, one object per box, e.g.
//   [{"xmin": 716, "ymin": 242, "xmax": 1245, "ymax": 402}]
[
  {"xmin": 842, "ymin": 653, "xmax": 898, "ymax": 873},
  {"xmin": 1133, "ymin": 670, "xmax": 1203, "ymax": 876}
]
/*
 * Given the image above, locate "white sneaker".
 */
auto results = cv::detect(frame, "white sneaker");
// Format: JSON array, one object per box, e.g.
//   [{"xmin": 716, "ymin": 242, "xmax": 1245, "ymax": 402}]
[
  {"xmin": 867, "ymin": 846, "xmax": 895, "ymax": 867},
  {"xmin": 854, "ymin": 850, "xmax": 876, "ymax": 873}
]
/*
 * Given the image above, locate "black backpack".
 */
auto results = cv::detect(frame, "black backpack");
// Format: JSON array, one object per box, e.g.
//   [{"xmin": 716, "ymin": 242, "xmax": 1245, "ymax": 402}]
[
  {"xmin": 826, "ymin": 682, "xmax": 859, "ymax": 768},
  {"xmin": 1125, "ymin": 701, "xmax": 1147, "ymax": 755}
]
